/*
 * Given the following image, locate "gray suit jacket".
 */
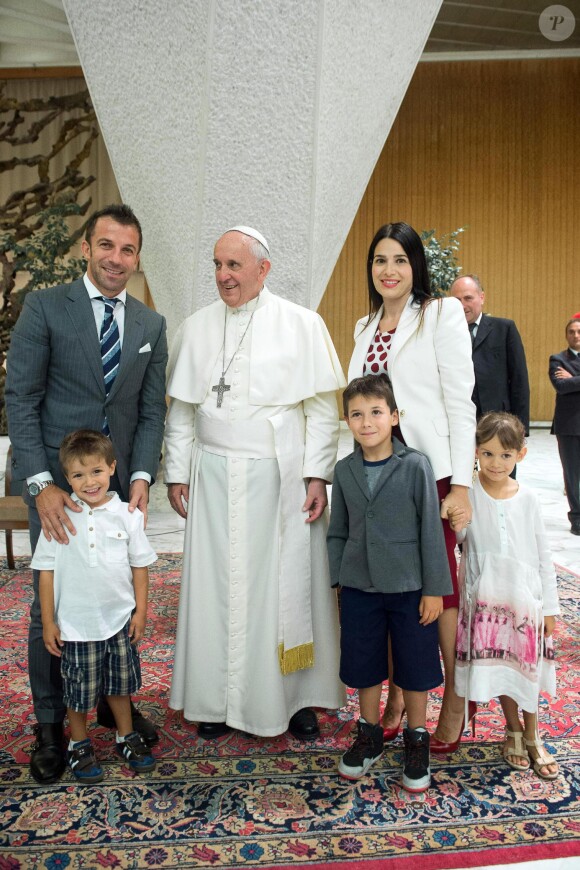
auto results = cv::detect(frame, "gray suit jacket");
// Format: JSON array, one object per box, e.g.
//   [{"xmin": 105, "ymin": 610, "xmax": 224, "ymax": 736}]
[
  {"xmin": 5, "ymin": 278, "xmax": 168, "ymax": 501},
  {"xmin": 327, "ymin": 439, "xmax": 452, "ymax": 597}
]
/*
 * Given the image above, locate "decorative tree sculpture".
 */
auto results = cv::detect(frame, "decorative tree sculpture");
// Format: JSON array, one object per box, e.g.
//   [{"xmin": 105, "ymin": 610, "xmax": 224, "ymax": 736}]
[{"xmin": 0, "ymin": 85, "xmax": 97, "ymax": 431}]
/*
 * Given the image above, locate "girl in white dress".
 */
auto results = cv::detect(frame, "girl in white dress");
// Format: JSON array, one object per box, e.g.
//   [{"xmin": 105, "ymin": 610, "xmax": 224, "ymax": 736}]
[{"xmin": 453, "ymin": 412, "xmax": 560, "ymax": 779}]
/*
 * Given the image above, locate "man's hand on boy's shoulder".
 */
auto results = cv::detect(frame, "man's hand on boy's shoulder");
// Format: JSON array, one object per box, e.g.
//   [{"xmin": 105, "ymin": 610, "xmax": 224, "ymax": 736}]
[
  {"xmin": 36, "ymin": 485, "xmax": 82, "ymax": 545},
  {"xmin": 419, "ymin": 595, "xmax": 443, "ymax": 625}
]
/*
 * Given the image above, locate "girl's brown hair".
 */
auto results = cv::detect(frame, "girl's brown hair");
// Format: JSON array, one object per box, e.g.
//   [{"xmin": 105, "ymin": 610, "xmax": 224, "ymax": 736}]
[{"xmin": 476, "ymin": 412, "xmax": 525, "ymax": 451}]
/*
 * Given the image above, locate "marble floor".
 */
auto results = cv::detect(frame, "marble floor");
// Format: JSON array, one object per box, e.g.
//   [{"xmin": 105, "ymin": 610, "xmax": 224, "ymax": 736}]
[{"xmin": 1, "ymin": 431, "xmax": 578, "ymax": 870}]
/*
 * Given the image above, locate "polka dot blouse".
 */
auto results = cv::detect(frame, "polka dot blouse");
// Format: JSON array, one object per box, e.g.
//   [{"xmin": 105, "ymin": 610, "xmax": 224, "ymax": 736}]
[{"xmin": 363, "ymin": 327, "xmax": 396, "ymax": 375}]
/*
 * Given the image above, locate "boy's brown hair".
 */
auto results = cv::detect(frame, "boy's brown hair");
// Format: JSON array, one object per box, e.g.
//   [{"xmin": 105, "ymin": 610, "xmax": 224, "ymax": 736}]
[
  {"xmin": 342, "ymin": 373, "xmax": 397, "ymax": 417},
  {"xmin": 476, "ymin": 412, "xmax": 526, "ymax": 451},
  {"xmin": 59, "ymin": 429, "xmax": 115, "ymax": 474}
]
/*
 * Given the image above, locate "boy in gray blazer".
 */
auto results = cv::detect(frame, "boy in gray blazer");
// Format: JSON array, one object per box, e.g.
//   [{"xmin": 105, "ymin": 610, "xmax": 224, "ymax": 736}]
[{"xmin": 327, "ymin": 374, "xmax": 451, "ymax": 791}]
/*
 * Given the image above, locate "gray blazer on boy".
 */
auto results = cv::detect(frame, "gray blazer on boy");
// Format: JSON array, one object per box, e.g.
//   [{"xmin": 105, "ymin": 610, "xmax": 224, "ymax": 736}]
[{"xmin": 327, "ymin": 439, "xmax": 452, "ymax": 597}]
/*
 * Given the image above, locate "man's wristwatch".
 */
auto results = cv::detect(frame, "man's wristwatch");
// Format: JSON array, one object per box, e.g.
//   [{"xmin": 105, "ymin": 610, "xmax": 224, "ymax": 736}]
[{"xmin": 27, "ymin": 480, "xmax": 55, "ymax": 498}]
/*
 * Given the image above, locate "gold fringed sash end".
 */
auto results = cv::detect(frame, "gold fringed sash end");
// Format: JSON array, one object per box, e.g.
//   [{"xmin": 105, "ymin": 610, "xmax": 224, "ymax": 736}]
[{"xmin": 278, "ymin": 642, "xmax": 315, "ymax": 675}]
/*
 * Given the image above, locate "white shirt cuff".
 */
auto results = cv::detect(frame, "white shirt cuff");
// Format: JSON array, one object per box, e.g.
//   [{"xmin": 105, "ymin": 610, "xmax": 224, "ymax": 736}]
[{"xmin": 130, "ymin": 472, "xmax": 152, "ymax": 484}]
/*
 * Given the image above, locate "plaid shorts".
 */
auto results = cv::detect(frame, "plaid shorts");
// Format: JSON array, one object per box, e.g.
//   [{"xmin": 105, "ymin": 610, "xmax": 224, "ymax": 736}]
[{"xmin": 61, "ymin": 621, "xmax": 141, "ymax": 712}]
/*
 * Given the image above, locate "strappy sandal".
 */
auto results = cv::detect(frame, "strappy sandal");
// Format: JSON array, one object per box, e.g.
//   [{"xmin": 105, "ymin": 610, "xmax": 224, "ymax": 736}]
[
  {"xmin": 502, "ymin": 729, "xmax": 530, "ymax": 771},
  {"xmin": 524, "ymin": 734, "xmax": 559, "ymax": 780}
]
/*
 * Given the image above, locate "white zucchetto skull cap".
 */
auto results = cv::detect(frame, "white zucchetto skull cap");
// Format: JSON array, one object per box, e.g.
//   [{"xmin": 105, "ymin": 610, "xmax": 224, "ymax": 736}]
[{"xmin": 226, "ymin": 225, "xmax": 270, "ymax": 255}]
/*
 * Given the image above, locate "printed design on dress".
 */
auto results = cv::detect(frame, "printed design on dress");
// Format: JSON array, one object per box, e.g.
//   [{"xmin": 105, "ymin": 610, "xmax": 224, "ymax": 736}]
[{"xmin": 457, "ymin": 598, "xmax": 554, "ymax": 673}]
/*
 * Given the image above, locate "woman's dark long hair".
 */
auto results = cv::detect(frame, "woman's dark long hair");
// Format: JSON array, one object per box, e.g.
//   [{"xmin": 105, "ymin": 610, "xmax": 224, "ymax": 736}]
[{"xmin": 367, "ymin": 222, "xmax": 432, "ymax": 318}]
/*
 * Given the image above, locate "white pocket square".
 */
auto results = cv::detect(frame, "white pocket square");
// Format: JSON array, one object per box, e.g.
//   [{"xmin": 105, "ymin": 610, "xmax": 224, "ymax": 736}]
[{"xmin": 139, "ymin": 343, "xmax": 151, "ymax": 354}]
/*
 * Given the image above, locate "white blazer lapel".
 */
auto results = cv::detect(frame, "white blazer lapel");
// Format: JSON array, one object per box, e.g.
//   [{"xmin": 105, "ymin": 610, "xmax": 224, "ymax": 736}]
[
  {"xmin": 348, "ymin": 310, "xmax": 381, "ymax": 381},
  {"xmin": 388, "ymin": 297, "xmax": 421, "ymax": 370}
]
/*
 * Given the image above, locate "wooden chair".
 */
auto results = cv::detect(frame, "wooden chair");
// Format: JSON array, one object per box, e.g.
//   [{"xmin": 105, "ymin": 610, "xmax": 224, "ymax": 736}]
[{"xmin": 0, "ymin": 446, "xmax": 29, "ymax": 569}]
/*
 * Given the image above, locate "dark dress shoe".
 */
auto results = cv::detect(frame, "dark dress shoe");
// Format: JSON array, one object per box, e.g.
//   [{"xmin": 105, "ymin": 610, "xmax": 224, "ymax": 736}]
[
  {"xmin": 96, "ymin": 698, "xmax": 159, "ymax": 746},
  {"xmin": 571, "ymin": 523, "xmax": 580, "ymax": 536},
  {"xmin": 131, "ymin": 705, "xmax": 160, "ymax": 746},
  {"xmin": 30, "ymin": 722, "xmax": 66, "ymax": 784},
  {"xmin": 288, "ymin": 708, "xmax": 320, "ymax": 741},
  {"xmin": 197, "ymin": 721, "xmax": 231, "ymax": 740}
]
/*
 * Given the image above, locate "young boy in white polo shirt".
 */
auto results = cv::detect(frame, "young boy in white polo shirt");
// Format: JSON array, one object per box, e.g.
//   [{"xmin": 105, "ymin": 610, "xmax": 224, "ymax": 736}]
[{"xmin": 33, "ymin": 429, "xmax": 157, "ymax": 783}]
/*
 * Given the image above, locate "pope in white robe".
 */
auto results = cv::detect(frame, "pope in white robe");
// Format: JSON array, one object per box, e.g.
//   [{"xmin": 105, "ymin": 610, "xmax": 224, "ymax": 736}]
[{"xmin": 164, "ymin": 227, "xmax": 346, "ymax": 738}]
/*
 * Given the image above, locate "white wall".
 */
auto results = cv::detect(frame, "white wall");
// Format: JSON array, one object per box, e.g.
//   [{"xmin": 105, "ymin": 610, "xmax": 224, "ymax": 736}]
[{"xmin": 62, "ymin": 0, "xmax": 442, "ymax": 338}]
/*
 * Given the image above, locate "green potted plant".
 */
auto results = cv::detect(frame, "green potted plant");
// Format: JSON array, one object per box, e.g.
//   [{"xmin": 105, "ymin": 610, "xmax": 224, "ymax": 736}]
[{"xmin": 421, "ymin": 227, "xmax": 465, "ymax": 296}]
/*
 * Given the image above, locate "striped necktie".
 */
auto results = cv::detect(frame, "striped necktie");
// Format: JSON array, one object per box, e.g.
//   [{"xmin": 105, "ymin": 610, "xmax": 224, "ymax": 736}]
[{"xmin": 99, "ymin": 296, "xmax": 121, "ymax": 434}]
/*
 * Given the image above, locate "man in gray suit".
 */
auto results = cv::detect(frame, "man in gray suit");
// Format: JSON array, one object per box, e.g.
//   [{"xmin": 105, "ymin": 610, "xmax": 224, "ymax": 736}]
[{"xmin": 5, "ymin": 204, "xmax": 167, "ymax": 783}]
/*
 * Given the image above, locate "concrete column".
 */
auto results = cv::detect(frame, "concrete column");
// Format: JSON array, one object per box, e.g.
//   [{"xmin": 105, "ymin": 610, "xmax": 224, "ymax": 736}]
[{"xmin": 63, "ymin": 0, "xmax": 442, "ymax": 336}]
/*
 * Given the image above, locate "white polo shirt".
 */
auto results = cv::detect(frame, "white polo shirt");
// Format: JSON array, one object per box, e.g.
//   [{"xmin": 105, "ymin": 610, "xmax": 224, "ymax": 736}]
[{"xmin": 31, "ymin": 493, "xmax": 157, "ymax": 642}]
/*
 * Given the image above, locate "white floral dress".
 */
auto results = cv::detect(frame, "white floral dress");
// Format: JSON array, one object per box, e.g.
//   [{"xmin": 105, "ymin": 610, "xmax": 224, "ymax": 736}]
[{"xmin": 455, "ymin": 476, "xmax": 559, "ymax": 713}]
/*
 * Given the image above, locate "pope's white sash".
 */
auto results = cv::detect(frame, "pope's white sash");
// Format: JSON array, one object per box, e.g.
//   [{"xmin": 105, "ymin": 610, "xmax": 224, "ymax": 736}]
[{"xmin": 194, "ymin": 407, "xmax": 314, "ymax": 675}]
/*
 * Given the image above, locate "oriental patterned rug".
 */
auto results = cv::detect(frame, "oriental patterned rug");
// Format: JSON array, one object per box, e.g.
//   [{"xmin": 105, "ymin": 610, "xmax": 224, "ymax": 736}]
[{"xmin": 1, "ymin": 556, "xmax": 579, "ymax": 870}]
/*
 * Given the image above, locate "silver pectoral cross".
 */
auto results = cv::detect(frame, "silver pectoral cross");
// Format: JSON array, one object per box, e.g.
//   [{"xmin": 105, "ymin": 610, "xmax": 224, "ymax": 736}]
[{"xmin": 212, "ymin": 375, "xmax": 231, "ymax": 407}]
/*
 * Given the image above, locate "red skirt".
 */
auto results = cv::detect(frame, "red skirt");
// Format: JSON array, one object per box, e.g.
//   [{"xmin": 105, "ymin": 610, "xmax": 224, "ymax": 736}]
[{"xmin": 436, "ymin": 476, "xmax": 459, "ymax": 610}]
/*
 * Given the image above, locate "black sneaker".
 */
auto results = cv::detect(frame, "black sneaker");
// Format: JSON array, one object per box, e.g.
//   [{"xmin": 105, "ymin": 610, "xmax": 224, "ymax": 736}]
[
  {"xmin": 116, "ymin": 731, "xmax": 156, "ymax": 772},
  {"xmin": 67, "ymin": 738, "xmax": 104, "ymax": 784},
  {"xmin": 402, "ymin": 727, "xmax": 430, "ymax": 793},
  {"xmin": 338, "ymin": 719, "xmax": 383, "ymax": 780}
]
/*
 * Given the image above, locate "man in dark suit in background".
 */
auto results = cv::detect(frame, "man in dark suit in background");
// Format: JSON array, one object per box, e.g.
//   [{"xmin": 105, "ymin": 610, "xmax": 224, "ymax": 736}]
[
  {"xmin": 5, "ymin": 204, "xmax": 168, "ymax": 783},
  {"xmin": 549, "ymin": 317, "xmax": 580, "ymax": 535},
  {"xmin": 450, "ymin": 274, "xmax": 530, "ymax": 433}
]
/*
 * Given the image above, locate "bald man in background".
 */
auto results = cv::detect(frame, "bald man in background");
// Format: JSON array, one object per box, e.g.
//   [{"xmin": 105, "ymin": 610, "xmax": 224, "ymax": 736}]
[{"xmin": 450, "ymin": 275, "xmax": 530, "ymax": 435}]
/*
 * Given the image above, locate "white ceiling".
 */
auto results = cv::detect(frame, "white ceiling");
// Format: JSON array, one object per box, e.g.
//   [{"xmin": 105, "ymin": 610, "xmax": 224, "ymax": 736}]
[
  {"xmin": 0, "ymin": 0, "xmax": 578, "ymax": 68},
  {"xmin": 427, "ymin": 0, "xmax": 580, "ymax": 55},
  {"xmin": 0, "ymin": 0, "xmax": 78, "ymax": 67}
]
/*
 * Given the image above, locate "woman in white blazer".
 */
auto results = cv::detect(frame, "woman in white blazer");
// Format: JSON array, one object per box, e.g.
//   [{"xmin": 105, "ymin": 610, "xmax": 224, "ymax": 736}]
[{"xmin": 347, "ymin": 221, "xmax": 476, "ymax": 752}]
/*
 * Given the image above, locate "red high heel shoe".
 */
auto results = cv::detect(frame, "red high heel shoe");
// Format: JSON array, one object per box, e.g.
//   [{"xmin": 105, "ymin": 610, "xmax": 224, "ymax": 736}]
[
  {"xmin": 382, "ymin": 707, "xmax": 406, "ymax": 742},
  {"xmin": 430, "ymin": 701, "xmax": 477, "ymax": 754}
]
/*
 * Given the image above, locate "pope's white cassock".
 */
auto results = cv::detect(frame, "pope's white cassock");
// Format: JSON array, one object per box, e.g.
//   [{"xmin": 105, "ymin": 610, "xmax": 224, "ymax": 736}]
[{"xmin": 164, "ymin": 287, "xmax": 347, "ymax": 736}]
